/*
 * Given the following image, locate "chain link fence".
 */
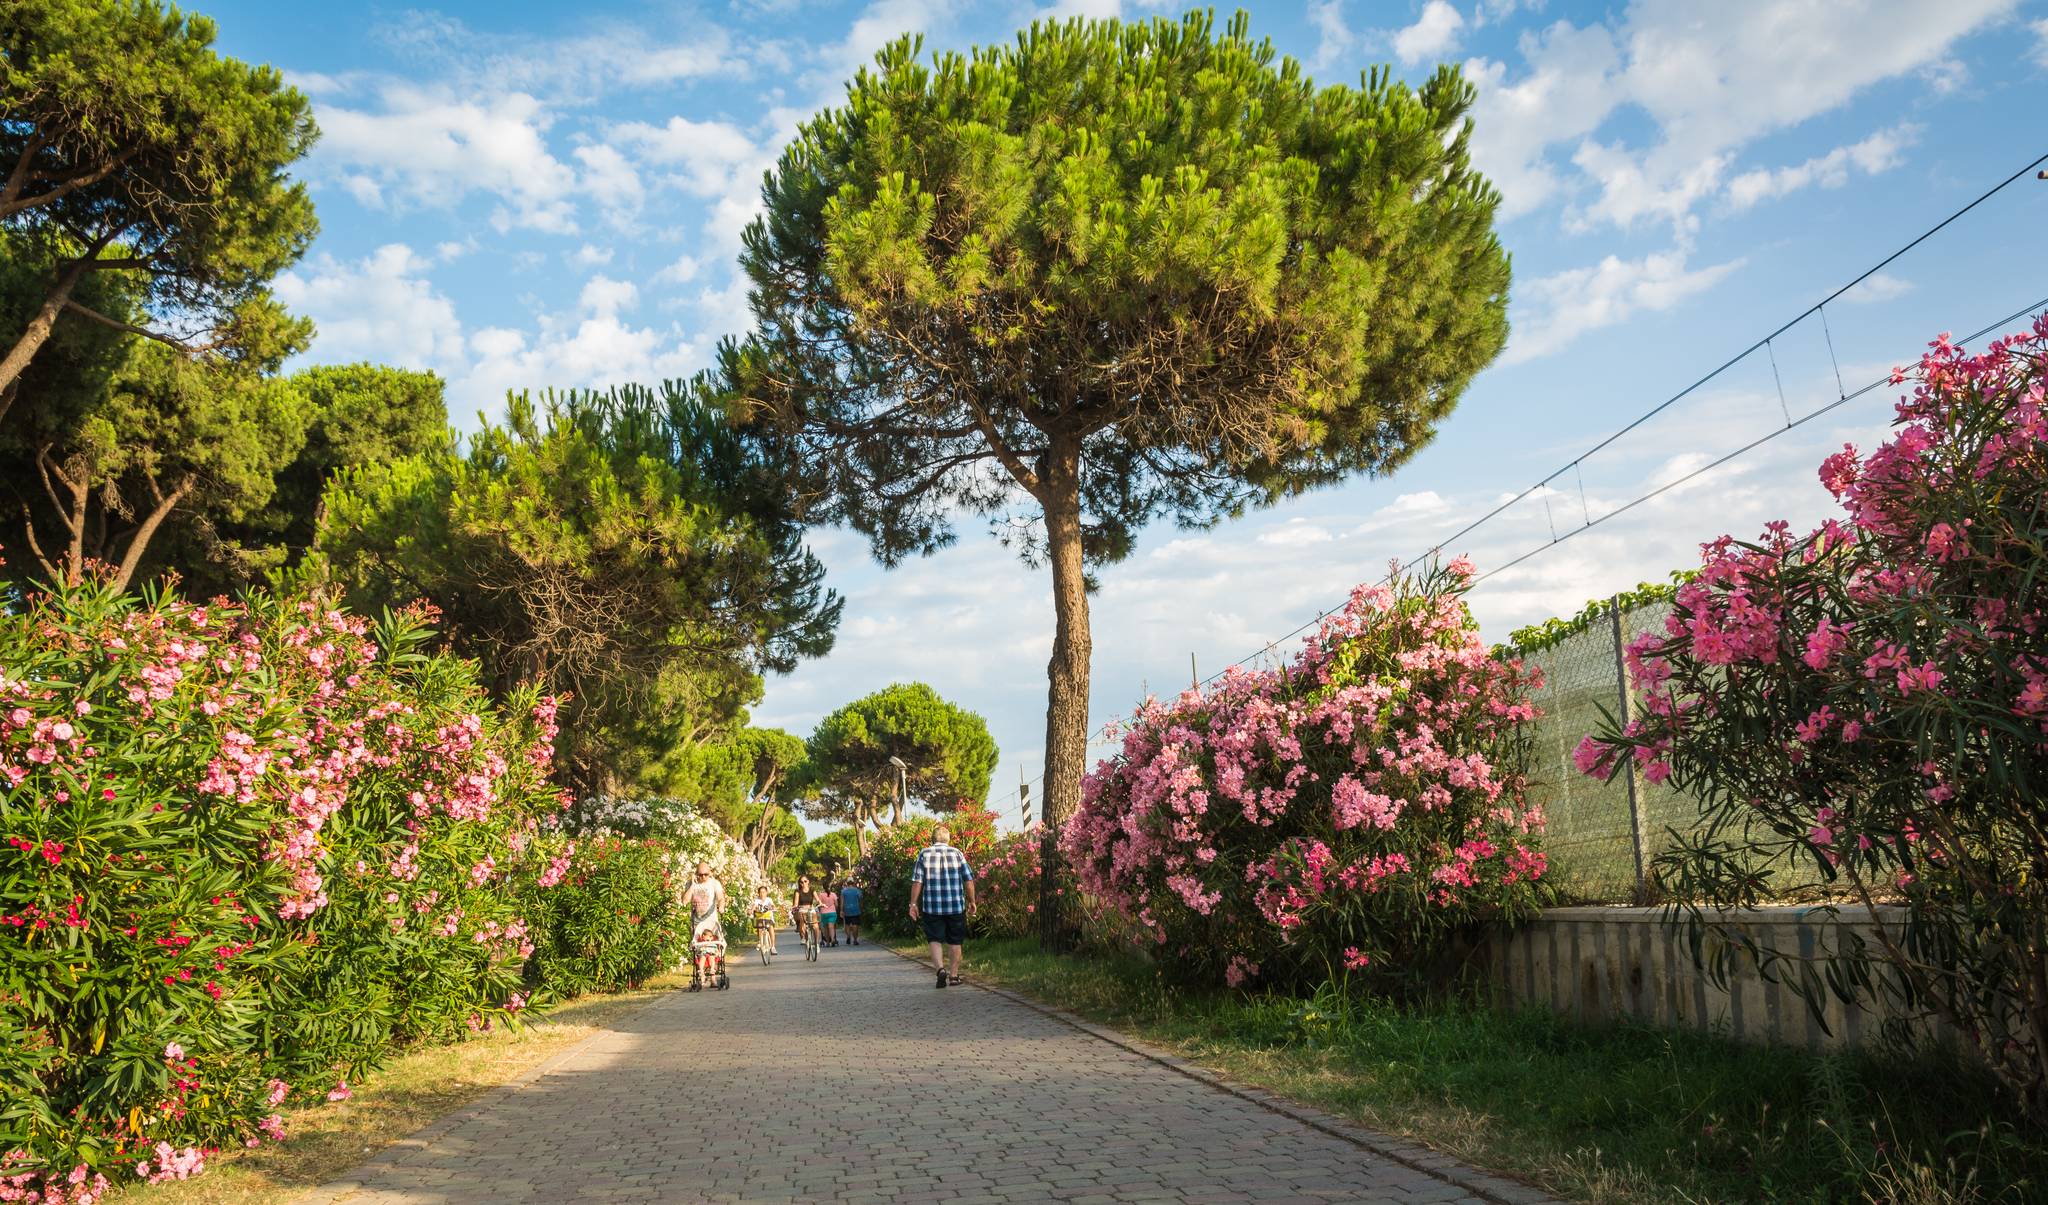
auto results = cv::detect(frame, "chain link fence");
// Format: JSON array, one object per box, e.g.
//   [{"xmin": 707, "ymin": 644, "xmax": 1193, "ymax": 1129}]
[{"xmin": 1516, "ymin": 598, "xmax": 1697, "ymax": 903}]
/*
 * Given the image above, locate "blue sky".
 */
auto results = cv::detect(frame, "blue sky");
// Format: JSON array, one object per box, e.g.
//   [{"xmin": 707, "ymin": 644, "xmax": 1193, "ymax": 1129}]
[{"xmin": 204, "ymin": 0, "xmax": 2048, "ymax": 825}]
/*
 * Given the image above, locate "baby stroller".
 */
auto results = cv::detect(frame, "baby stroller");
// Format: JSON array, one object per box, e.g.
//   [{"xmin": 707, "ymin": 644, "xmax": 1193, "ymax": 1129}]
[{"xmin": 688, "ymin": 927, "xmax": 730, "ymax": 991}]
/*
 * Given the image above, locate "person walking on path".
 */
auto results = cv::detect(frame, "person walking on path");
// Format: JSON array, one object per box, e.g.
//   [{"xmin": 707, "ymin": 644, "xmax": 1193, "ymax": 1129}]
[
  {"xmin": 820, "ymin": 879, "xmax": 842, "ymax": 947},
  {"xmin": 838, "ymin": 878, "xmax": 864, "ymax": 945},
  {"xmin": 908, "ymin": 824, "xmax": 975, "ymax": 988},
  {"xmin": 682, "ymin": 861, "xmax": 726, "ymax": 964}
]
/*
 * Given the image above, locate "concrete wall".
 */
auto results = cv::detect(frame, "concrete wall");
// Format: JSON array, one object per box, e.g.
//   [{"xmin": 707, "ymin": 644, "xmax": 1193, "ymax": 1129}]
[{"xmin": 1482, "ymin": 904, "xmax": 1938, "ymax": 1051}]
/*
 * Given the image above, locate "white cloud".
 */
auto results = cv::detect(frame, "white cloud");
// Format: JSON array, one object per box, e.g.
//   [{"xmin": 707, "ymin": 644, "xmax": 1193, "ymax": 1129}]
[
  {"xmin": 1257, "ymin": 521, "xmax": 1334, "ymax": 547},
  {"xmin": 1463, "ymin": 0, "xmax": 2014, "ymax": 233},
  {"xmin": 273, "ymin": 244, "xmax": 467, "ymax": 372},
  {"xmin": 1505, "ymin": 250, "xmax": 1745, "ymax": 364},
  {"xmin": 373, "ymin": 11, "xmax": 746, "ymax": 102},
  {"xmin": 1393, "ymin": 1, "xmax": 1465, "ymax": 65},
  {"xmin": 1724, "ymin": 124, "xmax": 1919, "ymax": 211},
  {"xmin": 1838, "ymin": 271, "xmax": 1914, "ymax": 305},
  {"xmin": 313, "ymin": 85, "xmax": 579, "ymax": 232},
  {"xmin": 1308, "ymin": 1, "xmax": 1362, "ymax": 73},
  {"xmin": 1028, "ymin": 0, "xmax": 1123, "ymax": 19},
  {"xmin": 654, "ymin": 255, "xmax": 703, "ymax": 286},
  {"xmin": 1919, "ymin": 56, "xmax": 1968, "ymax": 95},
  {"xmin": 1568, "ymin": 141, "xmax": 1729, "ymax": 235},
  {"xmin": 577, "ymin": 276, "xmax": 640, "ymax": 318},
  {"xmin": 340, "ymin": 174, "xmax": 384, "ymax": 208},
  {"xmin": 276, "ymin": 250, "xmax": 711, "ymax": 427},
  {"xmin": 613, "ymin": 116, "xmax": 779, "ymax": 252},
  {"xmin": 1353, "ymin": 490, "xmax": 1452, "ymax": 534},
  {"xmin": 573, "ymin": 143, "xmax": 646, "ymax": 228},
  {"xmin": 1463, "ymin": 21, "xmax": 1624, "ymax": 219},
  {"xmin": 615, "ymin": 117, "xmax": 763, "ymax": 197},
  {"xmin": 2031, "ymin": 19, "xmax": 2048, "ymax": 69},
  {"xmin": 569, "ymin": 243, "xmax": 614, "ymax": 267},
  {"xmin": 818, "ymin": 0, "xmax": 957, "ymax": 94},
  {"xmin": 454, "ymin": 290, "xmax": 707, "ymax": 421}
]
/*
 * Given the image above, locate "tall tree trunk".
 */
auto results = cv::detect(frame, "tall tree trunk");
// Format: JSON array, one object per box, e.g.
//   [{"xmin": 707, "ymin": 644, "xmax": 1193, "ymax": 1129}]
[
  {"xmin": 0, "ymin": 241, "xmax": 105, "ymax": 406},
  {"xmin": 1038, "ymin": 440, "xmax": 1090, "ymax": 949}
]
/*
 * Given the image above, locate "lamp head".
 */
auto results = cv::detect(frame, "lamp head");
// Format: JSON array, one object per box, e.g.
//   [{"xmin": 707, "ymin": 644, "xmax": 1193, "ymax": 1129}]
[{"xmin": 888, "ymin": 755, "xmax": 907, "ymax": 769}]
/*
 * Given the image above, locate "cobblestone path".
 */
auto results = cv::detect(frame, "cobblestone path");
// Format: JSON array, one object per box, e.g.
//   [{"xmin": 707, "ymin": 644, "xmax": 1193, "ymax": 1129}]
[{"xmin": 305, "ymin": 938, "xmax": 1550, "ymax": 1204}]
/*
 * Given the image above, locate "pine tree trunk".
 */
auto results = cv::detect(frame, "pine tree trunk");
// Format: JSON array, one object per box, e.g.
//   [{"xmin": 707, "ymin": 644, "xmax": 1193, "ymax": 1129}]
[
  {"xmin": 0, "ymin": 246, "xmax": 101, "ymax": 407},
  {"xmin": 1038, "ymin": 440, "xmax": 1090, "ymax": 949}
]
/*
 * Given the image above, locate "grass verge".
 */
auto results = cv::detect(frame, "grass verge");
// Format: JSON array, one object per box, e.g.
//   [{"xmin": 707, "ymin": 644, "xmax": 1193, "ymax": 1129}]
[
  {"xmin": 901, "ymin": 935, "xmax": 2043, "ymax": 1204},
  {"xmin": 114, "ymin": 974, "xmax": 685, "ymax": 1205}
]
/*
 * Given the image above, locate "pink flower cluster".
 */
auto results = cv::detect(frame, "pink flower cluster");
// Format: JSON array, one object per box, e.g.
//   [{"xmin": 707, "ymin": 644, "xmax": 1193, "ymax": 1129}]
[
  {"xmin": 1064, "ymin": 560, "xmax": 1547, "ymax": 989},
  {"xmin": 0, "ymin": 586, "xmax": 570, "ymax": 1200},
  {"xmin": 1575, "ymin": 322, "xmax": 2048, "ymax": 1109}
]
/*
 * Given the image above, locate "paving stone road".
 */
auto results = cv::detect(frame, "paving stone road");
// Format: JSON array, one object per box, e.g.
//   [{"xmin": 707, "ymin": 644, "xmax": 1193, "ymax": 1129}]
[{"xmin": 306, "ymin": 938, "xmax": 1549, "ymax": 1204}]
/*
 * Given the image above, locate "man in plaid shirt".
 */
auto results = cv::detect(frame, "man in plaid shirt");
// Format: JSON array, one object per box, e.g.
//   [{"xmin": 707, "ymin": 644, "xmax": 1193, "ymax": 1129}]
[{"xmin": 909, "ymin": 824, "xmax": 977, "ymax": 988}]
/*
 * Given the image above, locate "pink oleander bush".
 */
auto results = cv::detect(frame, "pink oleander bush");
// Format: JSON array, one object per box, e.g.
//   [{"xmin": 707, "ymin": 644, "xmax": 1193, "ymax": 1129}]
[
  {"xmin": 1064, "ymin": 561, "xmax": 1548, "ymax": 991},
  {"xmin": 518, "ymin": 834, "xmax": 685, "ymax": 996},
  {"xmin": 1579, "ymin": 322, "xmax": 2048, "ymax": 1118},
  {"xmin": 973, "ymin": 829, "xmax": 1044, "ymax": 939},
  {"xmin": 849, "ymin": 806, "xmax": 999, "ymax": 939},
  {"xmin": 0, "ymin": 581, "xmax": 563, "ymax": 1202}
]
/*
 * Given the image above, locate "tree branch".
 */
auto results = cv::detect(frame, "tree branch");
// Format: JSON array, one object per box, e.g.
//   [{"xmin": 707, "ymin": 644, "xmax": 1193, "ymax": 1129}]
[
  {"xmin": 111, "ymin": 474, "xmax": 192, "ymax": 592},
  {"xmin": 17, "ymin": 502, "xmax": 59, "ymax": 584},
  {"xmin": 0, "ymin": 144, "xmax": 141, "ymax": 221},
  {"xmin": 61, "ymin": 300, "xmax": 208, "ymax": 352},
  {"xmin": 0, "ymin": 133, "xmax": 48, "ymax": 213}
]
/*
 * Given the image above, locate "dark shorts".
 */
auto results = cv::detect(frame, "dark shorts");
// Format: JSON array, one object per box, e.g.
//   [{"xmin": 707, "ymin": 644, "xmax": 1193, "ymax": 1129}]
[
  {"xmin": 841, "ymin": 913, "xmax": 861, "ymax": 925},
  {"xmin": 920, "ymin": 912, "xmax": 967, "ymax": 945}
]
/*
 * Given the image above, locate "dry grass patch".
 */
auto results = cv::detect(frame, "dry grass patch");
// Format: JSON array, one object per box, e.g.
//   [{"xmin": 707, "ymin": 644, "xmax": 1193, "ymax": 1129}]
[{"xmin": 116, "ymin": 976, "xmax": 683, "ymax": 1205}]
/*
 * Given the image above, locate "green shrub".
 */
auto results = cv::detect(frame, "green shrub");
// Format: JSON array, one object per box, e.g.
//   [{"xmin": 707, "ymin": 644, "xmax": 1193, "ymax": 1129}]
[
  {"xmin": 849, "ymin": 807, "xmax": 998, "ymax": 938},
  {"xmin": 973, "ymin": 829, "xmax": 1042, "ymax": 939},
  {"xmin": 0, "ymin": 582, "xmax": 560, "ymax": 1198},
  {"xmin": 519, "ymin": 836, "xmax": 684, "ymax": 995}
]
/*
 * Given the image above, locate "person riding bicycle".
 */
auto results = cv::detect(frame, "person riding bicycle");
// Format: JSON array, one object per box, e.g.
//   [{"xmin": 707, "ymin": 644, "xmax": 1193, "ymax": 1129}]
[
  {"xmin": 790, "ymin": 874, "xmax": 822, "ymax": 952},
  {"xmin": 748, "ymin": 883, "xmax": 781, "ymax": 957}
]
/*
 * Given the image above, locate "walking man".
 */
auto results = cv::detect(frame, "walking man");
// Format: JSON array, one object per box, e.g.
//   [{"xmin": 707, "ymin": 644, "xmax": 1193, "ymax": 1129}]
[
  {"xmin": 839, "ymin": 877, "xmax": 864, "ymax": 946},
  {"xmin": 908, "ymin": 824, "xmax": 975, "ymax": 988}
]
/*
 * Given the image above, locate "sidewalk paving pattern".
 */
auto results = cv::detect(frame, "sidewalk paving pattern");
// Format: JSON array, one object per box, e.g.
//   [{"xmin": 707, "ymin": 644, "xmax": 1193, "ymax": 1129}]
[{"xmin": 305, "ymin": 939, "xmax": 1550, "ymax": 1204}]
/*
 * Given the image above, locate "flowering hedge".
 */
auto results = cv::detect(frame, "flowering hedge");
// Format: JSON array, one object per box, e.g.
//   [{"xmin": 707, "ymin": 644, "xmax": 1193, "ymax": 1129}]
[
  {"xmin": 565, "ymin": 795, "xmax": 762, "ymax": 935},
  {"xmin": 518, "ymin": 835, "xmax": 684, "ymax": 996},
  {"xmin": 972, "ymin": 829, "xmax": 1044, "ymax": 939},
  {"xmin": 1578, "ymin": 323, "xmax": 2048, "ymax": 1116},
  {"xmin": 1064, "ymin": 561, "xmax": 1547, "ymax": 990},
  {"xmin": 848, "ymin": 807, "xmax": 998, "ymax": 938},
  {"xmin": 0, "ymin": 582, "xmax": 563, "ymax": 1202}
]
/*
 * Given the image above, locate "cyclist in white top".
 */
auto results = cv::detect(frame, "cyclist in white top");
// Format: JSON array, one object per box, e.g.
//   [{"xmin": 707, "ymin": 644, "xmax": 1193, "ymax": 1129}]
[{"xmin": 747, "ymin": 883, "xmax": 781, "ymax": 957}]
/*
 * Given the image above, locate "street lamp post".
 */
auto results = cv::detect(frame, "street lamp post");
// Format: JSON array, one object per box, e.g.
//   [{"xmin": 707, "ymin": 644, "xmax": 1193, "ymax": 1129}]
[{"xmin": 887, "ymin": 755, "xmax": 907, "ymax": 825}]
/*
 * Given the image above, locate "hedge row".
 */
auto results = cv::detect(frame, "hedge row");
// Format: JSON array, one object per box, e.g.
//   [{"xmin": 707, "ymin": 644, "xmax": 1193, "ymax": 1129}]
[{"xmin": 0, "ymin": 583, "xmax": 708, "ymax": 1202}]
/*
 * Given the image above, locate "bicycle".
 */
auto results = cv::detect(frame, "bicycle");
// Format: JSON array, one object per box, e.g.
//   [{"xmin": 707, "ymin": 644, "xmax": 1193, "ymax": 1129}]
[
  {"xmin": 755, "ymin": 922, "xmax": 776, "ymax": 967},
  {"xmin": 797, "ymin": 906, "xmax": 821, "ymax": 961}
]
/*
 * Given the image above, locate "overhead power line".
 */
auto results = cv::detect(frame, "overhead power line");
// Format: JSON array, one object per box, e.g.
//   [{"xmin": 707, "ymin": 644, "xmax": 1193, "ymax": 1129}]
[{"xmin": 1007, "ymin": 148, "xmax": 2048, "ymax": 809}]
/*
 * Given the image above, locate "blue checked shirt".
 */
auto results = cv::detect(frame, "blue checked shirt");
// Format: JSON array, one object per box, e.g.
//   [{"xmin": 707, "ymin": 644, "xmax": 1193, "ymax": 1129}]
[{"xmin": 911, "ymin": 843, "xmax": 975, "ymax": 915}]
